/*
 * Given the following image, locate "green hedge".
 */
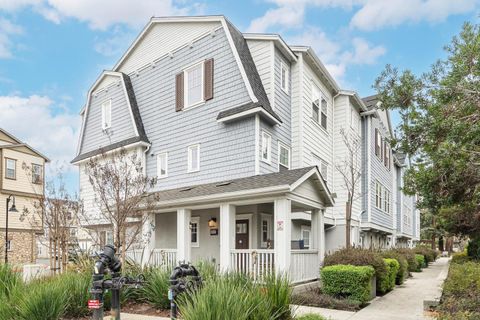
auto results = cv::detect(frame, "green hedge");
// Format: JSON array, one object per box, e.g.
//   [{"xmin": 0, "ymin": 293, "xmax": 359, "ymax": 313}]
[
  {"xmin": 378, "ymin": 259, "xmax": 400, "ymax": 293},
  {"xmin": 451, "ymin": 251, "xmax": 471, "ymax": 264},
  {"xmin": 467, "ymin": 237, "xmax": 480, "ymax": 260},
  {"xmin": 414, "ymin": 246, "xmax": 437, "ymax": 264},
  {"xmin": 321, "ymin": 265, "xmax": 375, "ymax": 304},
  {"xmin": 415, "ymin": 254, "xmax": 426, "ymax": 271},
  {"xmin": 381, "ymin": 250, "xmax": 409, "ymax": 284}
]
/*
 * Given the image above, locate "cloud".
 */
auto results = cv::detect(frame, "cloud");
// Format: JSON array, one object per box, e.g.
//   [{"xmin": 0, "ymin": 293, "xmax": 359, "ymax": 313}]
[
  {"xmin": 248, "ymin": 0, "xmax": 479, "ymax": 33},
  {"xmin": 94, "ymin": 27, "xmax": 136, "ymax": 57},
  {"xmin": 350, "ymin": 0, "xmax": 479, "ymax": 31},
  {"xmin": 0, "ymin": 95, "xmax": 80, "ymax": 172},
  {"xmin": 0, "ymin": 0, "xmax": 199, "ymax": 30},
  {"xmin": 0, "ymin": 18, "xmax": 23, "ymax": 59},
  {"xmin": 289, "ymin": 27, "xmax": 386, "ymax": 80}
]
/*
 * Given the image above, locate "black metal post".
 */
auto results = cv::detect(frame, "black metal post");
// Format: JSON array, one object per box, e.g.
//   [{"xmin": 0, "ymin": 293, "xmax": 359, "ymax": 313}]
[
  {"xmin": 110, "ymin": 272, "xmax": 121, "ymax": 320},
  {"xmin": 4, "ymin": 196, "xmax": 10, "ymax": 264}
]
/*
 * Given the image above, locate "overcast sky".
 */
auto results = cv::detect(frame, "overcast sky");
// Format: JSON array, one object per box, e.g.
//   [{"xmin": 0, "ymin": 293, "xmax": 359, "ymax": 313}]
[{"xmin": 0, "ymin": 0, "xmax": 478, "ymax": 192}]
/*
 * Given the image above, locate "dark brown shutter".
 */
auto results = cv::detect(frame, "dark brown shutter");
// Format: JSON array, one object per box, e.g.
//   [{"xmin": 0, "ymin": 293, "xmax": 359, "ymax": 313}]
[
  {"xmin": 204, "ymin": 58, "xmax": 214, "ymax": 101},
  {"xmin": 175, "ymin": 72, "xmax": 184, "ymax": 112},
  {"xmin": 374, "ymin": 129, "xmax": 379, "ymax": 156}
]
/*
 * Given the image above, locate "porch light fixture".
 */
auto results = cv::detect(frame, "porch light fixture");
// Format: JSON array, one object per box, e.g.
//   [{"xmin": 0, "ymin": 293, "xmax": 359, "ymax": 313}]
[{"xmin": 208, "ymin": 217, "xmax": 217, "ymax": 229}]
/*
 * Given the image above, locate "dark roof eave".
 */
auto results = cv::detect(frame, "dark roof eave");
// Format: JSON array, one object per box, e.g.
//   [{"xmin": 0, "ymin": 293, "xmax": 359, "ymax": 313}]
[{"xmin": 216, "ymin": 102, "xmax": 282, "ymax": 124}]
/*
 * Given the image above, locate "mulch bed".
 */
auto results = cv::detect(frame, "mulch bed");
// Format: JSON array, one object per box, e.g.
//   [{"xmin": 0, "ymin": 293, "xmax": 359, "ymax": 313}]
[
  {"xmin": 122, "ymin": 301, "xmax": 170, "ymax": 317},
  {"xmin": 292, "ymin": 287, "xmax": 363, "ymax": 312}
]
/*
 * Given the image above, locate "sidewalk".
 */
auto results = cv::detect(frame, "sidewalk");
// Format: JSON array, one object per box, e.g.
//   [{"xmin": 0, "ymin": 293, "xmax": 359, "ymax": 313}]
[{"xmin": 294, "ymin": 257, "xmax": 450, "ymax": 320}]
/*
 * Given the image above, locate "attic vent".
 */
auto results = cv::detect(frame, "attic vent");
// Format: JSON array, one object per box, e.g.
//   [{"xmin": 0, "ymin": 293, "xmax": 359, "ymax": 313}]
[
  {"xmin": 215, "ymin": 181, "xmax": 232, "ymax": 187},
  {"xmin": 180, "ymin": 187, "xmax": 194, "ymax": 192}
]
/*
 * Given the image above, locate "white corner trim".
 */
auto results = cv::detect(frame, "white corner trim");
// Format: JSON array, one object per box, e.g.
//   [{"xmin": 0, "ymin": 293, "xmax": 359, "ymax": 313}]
[{"xmin": 255, "ymin": 114, "xmax": 260, "ymax": 175}]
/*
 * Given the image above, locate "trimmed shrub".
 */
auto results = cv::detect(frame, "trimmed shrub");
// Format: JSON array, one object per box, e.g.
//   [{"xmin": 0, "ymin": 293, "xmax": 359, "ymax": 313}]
[
  {"xmin": 393, "ymin": 248, "xmax": 418, "ymax": 273},
  {"xmin": 378, "ymin": 259, "xmax": 399, "ymax": 293},
  {"xmin": 324, "ymin": 248, "xmax": 387, "ymax": 291},
  {"xmin": 415, "ymin": 254, "xmax": 426, "ymax": 271},
  {"xmin": 321, "ymin": 265, "xmax": 375, "ymax": 304},
  {"xmin": 296, "ymin": 314, "xmax": 327, "ymax": 320},
  {"xmin": 467, "ymin": 237, "xmax": 480, "ymax": 260},
  {"xmin": 381, "ymin": 250, "xmax": 408, "ymax": 284},
  {"xmin": 414, "ymin": 246, "xmax": 437, "ymax": 264},
  {"xmin": 437, "ymin": 261, "xmax": 480, "ymax": 319}
]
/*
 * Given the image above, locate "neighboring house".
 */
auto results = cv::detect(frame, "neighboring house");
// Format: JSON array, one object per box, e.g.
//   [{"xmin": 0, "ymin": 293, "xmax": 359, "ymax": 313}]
[
  {"xmin": 72, "ymin": 15, "xmax": 417, "ymax": 283},
  {"xmin": 0, "ymin": 128, "xmax": 49, "ymax": 264}
]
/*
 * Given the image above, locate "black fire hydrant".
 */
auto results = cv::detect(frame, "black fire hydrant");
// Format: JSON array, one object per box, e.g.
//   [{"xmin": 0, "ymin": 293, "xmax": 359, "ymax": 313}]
[
  {"xmin": 168, "ymin": 263, "xmax": 202, "ymax": 319},
  {"xmin": 89, "ymin": 245, "xmax": 144, "ymax": 320}
]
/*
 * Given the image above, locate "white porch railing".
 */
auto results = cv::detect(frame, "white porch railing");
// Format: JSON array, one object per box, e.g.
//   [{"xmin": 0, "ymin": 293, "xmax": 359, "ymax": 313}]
[
  {"xmin": 289, "ymin": 250, "xmax": 319, "ymax": 284},
  {"xmin": 126, "ymin": 248, "xmax": 177, "ymax": 269},
  {"xmin": 230, "ymin": 249, "xmax": 275, "ymax": 281},
  {"xmin": 151, "ymin": 248, "xmax": 177, "ymax": 269}
]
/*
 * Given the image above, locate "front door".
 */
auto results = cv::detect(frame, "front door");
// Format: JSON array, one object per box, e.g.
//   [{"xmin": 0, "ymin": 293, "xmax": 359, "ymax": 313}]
[{"xmin": 235, "ymin": 220, "xmax": 249, "ymax": 249}]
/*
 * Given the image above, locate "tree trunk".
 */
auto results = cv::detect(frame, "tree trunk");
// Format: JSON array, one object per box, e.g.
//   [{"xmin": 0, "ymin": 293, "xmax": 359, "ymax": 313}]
[
  {"xmin": 346, "ymin": 201, "xmax": 352, "ymax": 249},
  {"xmin": 431, "ymin": 216, "xmax": 436, "ymax": 250}
]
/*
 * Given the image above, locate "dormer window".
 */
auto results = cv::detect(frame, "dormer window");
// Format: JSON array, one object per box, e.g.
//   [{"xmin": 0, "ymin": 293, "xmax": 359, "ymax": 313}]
[
  {"xmin": 176, "ymin": 59, "xmax": 214, "ymax": 111},
  {"xmin": 101, "ymin": 99, "xmax": 112, "ymax": 130}
]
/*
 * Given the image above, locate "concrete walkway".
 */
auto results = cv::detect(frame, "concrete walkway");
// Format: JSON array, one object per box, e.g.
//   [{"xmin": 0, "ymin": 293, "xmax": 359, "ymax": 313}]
[{"xmin": 295, "ymin": 257, "xmax": 449, "ymax": 320}]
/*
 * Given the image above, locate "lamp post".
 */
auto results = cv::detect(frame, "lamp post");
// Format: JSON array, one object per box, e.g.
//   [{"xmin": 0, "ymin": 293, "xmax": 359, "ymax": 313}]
[{"xmin": 5, "ymin": 195, "xmax": 18, "ymax": 264}]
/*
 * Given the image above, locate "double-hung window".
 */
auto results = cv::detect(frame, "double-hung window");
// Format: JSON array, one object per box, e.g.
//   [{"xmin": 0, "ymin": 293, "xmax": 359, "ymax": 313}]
[
  {"xmin": 321, "ymin": 98, "xmax": 328, "ymax": 130},
  {"xmin": 184, "ymin": 62, "xmax": 204, "ymax": 108},
  {"xmin": 190, "ymin": 217, "xmax": 200, "ymax": 247},
  {"xmin": 280, "ymin": 62, "xmax": 289, "ymax": 93},
  {"xmin": 375, "ymin": 181, "xmax": 383, "ymax": 209},
  {"xmin": 278, "ymin": 142, "xmax": 290, "ymax": 169},
  {"xmin": 32, "ymin": 164, "xmax": 42, "ymax": 184},
  {"xmin": 301, "ymin": 226, "xmax": 311, "ymax": 249},
  {"xmin": 5, "ymin": 158, "xmax": 16, "ymax": 179},
  {"xmin": 375, "ymin": 129, "xmax": 381, "ymax": 158},
  {"xmin": 101, "ymin": 99, "xmax": 112, "ymax": 130},
  {"xmin": 261, "ymin": 131, "xmax": 271, "ymax": 163},
  {"xmin": 157, "ymin": 152, "xmax": 168, "ymax": 178},
  {"xmin": 187, "ymin": 145, "xmax": 200, "ymax": 173}
]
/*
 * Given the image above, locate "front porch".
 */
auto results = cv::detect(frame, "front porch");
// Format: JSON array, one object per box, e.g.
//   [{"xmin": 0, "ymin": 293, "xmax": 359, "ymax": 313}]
[{"xmin": 132, "ymin": 167, "xmax": 333, "ymax": 284}]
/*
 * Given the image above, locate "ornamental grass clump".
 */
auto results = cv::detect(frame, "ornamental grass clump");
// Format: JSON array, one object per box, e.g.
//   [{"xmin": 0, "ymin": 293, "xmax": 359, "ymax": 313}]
[
  {"xmin": 16, "ymin": 280, "xmax": 66, "ymax": 320},
  {"xmin": 54, "ymin": 271, "xmax": 91, "ymax": 318},
  {"xmin": 321, "ymin": 264, "xmax": 375, "ymax": 304},
  {"xmin": 139, "ymin": 268, "xmax": 171, "ymax": 310},
  {"xmin": 177, "ymin": 273, "xmax": 293, "ymax": 320},
  {"xmin": 381, "ymin": 250, "xmax": 408, "ymax": 284}
]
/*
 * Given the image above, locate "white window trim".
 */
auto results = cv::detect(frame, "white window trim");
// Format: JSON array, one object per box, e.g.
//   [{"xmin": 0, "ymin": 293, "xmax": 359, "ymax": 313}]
[
  {"xmin": 280, "ymin": 62, "xmax": 289, "ymax": 94},
  {"xmin": 300, "ymin": 225, "xmax": 311, "ymax": 249},
  {"xmin": 312, "ymin": 153, "xmax": 328, "ymax": 182},
  {"xmin": 101, "ymin": 99, "xmax": 112, "ymax": 130},
  {"xmin": 187, "ymin": 144, "xmax": 200, "ymax": 173},
  {"xmin": 190, "ymin": 216, "xmax": 200, "ymax": 247},
  {"xmin": 156, "ymin": 152, "xmax": 168, "ymax": 178},
  {"xmin": 278, "ymin": 141, "xmax": 291, "ymax": 170},
  {"xmin": 183, "ymin": 60, "xmax": 205, "ymax": 109},
  {"xmin": 261, "ymin": 131, "xmax": 272, "ymax": 164},
  {"xmin": 5, "ymin": 158, "xmax": 16, "ymax": 179},
  {"xmin": 260, "ymin": 214, "xmax": 272, "ymax": 248}
]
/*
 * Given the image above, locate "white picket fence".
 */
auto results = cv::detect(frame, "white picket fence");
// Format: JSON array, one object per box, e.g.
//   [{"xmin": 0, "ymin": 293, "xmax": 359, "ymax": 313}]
[{"xmin": 126, "ymin": 248, "xmax": 177, "ymax": 269}]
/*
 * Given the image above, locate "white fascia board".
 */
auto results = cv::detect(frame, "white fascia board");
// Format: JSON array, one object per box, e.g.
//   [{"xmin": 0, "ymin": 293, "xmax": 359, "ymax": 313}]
[
  {"xmin": 71, "ymin": 141, "xmax": 150, "ymax": 166},
  {"xmin": 216, "ymin": 107, "xmax": 281, "ymax": 125},
  {"xmin": 338, "ymin": 90, "xmax": 368, "ymax": 112},
  {"xmin": 153, "ymin": 185, "xmax": 290, "ymax": 209},
  {"xmin": 243, "ymin": 33, "xmax": 297, "ymax": 62}
]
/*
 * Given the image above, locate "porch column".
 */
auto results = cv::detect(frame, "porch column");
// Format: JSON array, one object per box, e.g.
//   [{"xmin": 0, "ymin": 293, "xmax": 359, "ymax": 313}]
[
  {"xmin": 177, "ymin": 208, "xmax": 191, "ymax": 263},
  {"xmin": 141, "ymin": 212, "xmax": 156, "ymax": 267},
  {"xmin": 274, "ymin": 198, "xmax": 291, "ymax": 274},
  {"xmin": 320, "ymin": 210, "xmax": 326, "ymax": 264},
  {"xmin": 219, "ymin": 204, "xmax": 235, "ymax": 272},
  {"xmin": 311, "ymin": 209, "xmax": 322, "ymax": 264}
]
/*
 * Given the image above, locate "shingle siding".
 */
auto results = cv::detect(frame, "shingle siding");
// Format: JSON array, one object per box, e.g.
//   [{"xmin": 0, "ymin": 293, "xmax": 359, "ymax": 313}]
[
  {"xmin": 130, "ymin": 27, "xmax": 256, "ymax": 191},
  {"xmin": 80, "ymin": 81, "xmax": 137, "ymax": 155},
  {"xmin": 369, "ymin": 116, "xmax": 394, "ymax": 229},
  {"xmin": 259, "ymin": 48, "xmax": 292, "ymax": 174}
]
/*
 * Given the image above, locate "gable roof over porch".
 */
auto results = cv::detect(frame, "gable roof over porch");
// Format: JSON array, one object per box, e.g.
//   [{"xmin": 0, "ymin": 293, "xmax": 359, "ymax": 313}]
[{"xmin": 152, "ymin": 166, "xmax": 334, "ymax": 209}]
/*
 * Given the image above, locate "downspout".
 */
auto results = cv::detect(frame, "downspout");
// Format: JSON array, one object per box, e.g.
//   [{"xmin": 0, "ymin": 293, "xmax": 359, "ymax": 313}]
[{"xmin": 143, "ymin": 144, "xmax": 151, "ymax": 177}]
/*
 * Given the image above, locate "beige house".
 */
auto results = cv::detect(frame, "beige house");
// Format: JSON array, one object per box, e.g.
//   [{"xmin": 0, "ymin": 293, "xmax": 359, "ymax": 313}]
[{"xmin": 0, "ymin": 128, "xmax": 49, "ymax": 264}]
